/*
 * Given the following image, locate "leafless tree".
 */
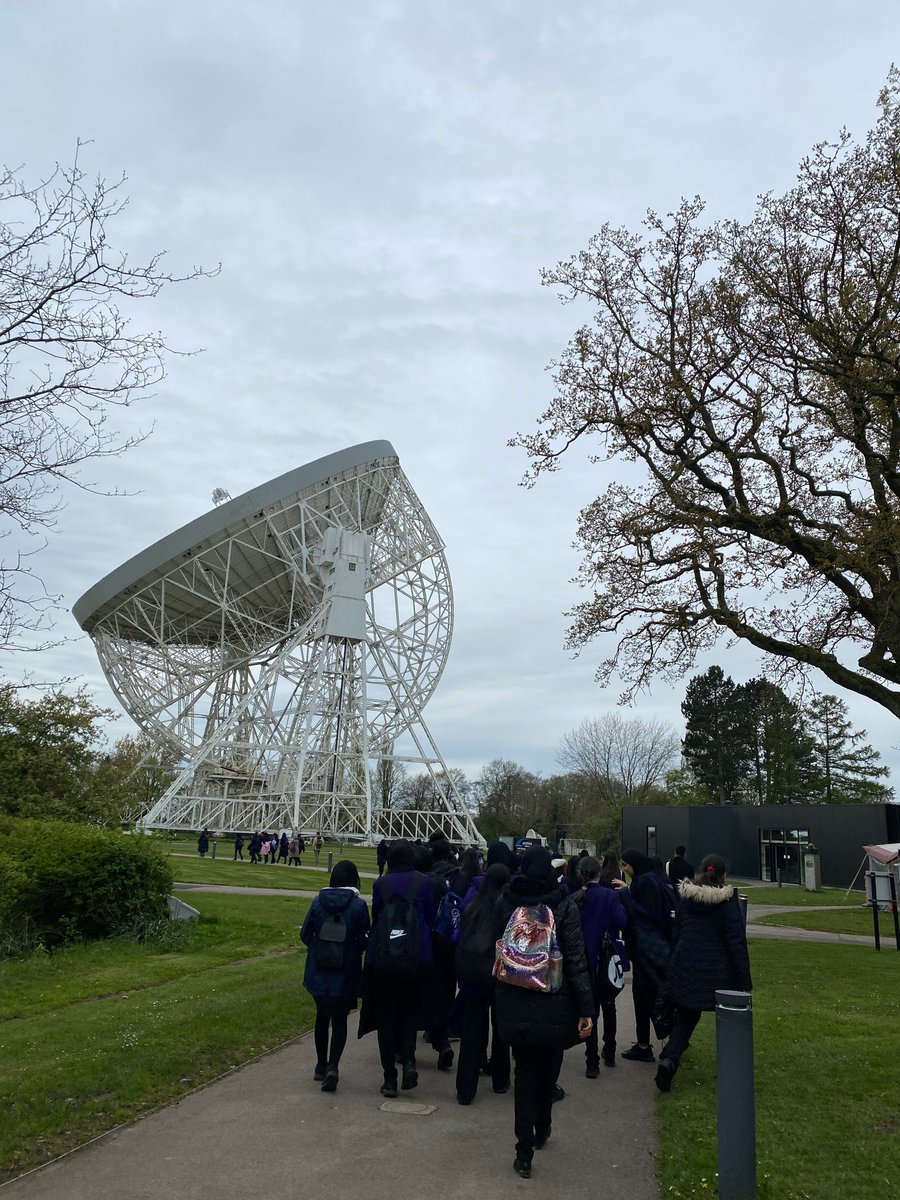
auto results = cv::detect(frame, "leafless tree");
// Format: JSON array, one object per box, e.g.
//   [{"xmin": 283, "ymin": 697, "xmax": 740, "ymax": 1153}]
[
  {"xmin": 0, "ymin": 143, "xmax": 216, "ymax": 647},
  {"xmin": 373, "ymin": 752, "xmax": 408, "ymax": 810},
  {"xmin": 558, "ymin": 713, "xmax": 680, "ymax": 803}
]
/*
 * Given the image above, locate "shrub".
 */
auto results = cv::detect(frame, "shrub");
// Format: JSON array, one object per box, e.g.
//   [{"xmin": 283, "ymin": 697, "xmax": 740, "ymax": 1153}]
[{"xmin": 0, "ymin": 818, "xmax": 173, "ymax": 949}]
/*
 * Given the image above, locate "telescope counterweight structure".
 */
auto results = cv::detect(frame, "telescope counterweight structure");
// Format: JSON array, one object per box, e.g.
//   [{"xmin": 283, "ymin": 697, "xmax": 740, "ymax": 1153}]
[{"xmin": 73, "ymin": 441, "xmax": 480, "ymax": 844}]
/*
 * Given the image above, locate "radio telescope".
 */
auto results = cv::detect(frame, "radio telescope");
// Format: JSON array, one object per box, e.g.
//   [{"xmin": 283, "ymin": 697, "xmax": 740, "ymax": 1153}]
[{"xmin": 73, "ymin": 441, "xmax": 480, "ymax": 844}]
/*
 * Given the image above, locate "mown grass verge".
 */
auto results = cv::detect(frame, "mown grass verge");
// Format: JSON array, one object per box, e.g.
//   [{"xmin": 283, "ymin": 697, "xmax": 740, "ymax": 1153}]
[
  {"xmin": 0, "ymin": 892, "xmax": 313, "ymax": 1181},
  {"xmin": 739, "ymin": 885, "xmax": 860, "ymax": 906},
  {"xmin": 656, "ymin": 939, "xmax": 900, "ymax": 1199},
  {"xmin": 167, "ymin": 856, "xmax": 370, "ymax": 893},
  {"xmin": 753, "ymin": 908, "xmax": 891, "ymax": 938}
]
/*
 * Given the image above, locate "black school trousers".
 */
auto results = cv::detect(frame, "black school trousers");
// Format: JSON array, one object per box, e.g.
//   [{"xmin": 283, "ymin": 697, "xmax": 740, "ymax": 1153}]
[{"xmin": 511, "ymin": 1044, "xmax": 556, "ymax": 1165}]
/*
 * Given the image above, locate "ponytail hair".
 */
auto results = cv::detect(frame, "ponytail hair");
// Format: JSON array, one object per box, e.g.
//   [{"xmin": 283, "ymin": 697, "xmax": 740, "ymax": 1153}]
[{"xmin": 699, "ymin": 853, "xmax": 728, "ymax": 887}]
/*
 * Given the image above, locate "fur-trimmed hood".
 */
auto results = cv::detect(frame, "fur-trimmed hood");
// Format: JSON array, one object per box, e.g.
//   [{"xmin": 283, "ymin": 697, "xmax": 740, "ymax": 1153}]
[{"xmin": 677, "ymin": 879, "xmax": 735, "ymax": 905}]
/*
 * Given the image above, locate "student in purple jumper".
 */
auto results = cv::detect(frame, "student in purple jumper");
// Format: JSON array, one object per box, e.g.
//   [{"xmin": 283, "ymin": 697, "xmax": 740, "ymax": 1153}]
[{"xmin": 574, "ymin": 856, "xmax": 629, "ymax": 1072}]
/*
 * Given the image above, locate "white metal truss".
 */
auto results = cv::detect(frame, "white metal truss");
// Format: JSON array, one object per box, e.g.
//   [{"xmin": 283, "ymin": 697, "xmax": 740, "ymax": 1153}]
[{"xmin": 81, "ymin": 451, "xmax": 481, "ymax": 844}]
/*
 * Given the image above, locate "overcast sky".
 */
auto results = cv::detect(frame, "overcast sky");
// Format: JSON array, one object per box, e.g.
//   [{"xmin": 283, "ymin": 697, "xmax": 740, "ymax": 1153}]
[{"xmin": 3, "ymin": 1, "xmax": 900, "ymax": 787}]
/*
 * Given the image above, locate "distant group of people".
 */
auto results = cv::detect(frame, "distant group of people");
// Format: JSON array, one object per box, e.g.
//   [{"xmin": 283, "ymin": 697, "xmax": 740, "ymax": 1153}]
[
  {"xmin": 300, "ymin": 833, "xmax": 751, "ymax": 1178},
  {"xmin": 196, "ymin": 829, "xmax": 329, "ymax": 866}
]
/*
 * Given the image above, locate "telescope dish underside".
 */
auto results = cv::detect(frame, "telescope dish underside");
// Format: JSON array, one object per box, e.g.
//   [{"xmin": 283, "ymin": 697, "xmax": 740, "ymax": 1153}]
[{"xmin": 75, "ymin": 441, "xmax": 480, "ymax": 844}]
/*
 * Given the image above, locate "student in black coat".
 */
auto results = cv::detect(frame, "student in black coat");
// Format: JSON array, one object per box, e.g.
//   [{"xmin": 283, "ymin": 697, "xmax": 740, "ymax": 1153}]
[
  {"xmin": 493, "ymin": 847, "xmax": 593, "ymax": 1179},
  {"xmin": 613, "ymin": 849, "xmax": 676, "ymax": 1062},
  {"xmin": 300, "ymin": 860, "xmax": 371, "ymax": 1092},
  {"xmin": 655, "ymin": 854, "xmax": 752, "ymax": 1093}
]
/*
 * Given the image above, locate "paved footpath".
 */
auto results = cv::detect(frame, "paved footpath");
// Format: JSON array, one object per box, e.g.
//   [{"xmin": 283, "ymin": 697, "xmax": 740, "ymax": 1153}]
[
  {"xmin": 1, "ymin": 985, "xmax": 659, "ymax": 1200},
  {"xmin": 4, "ymin": 885, "xmax": 885, "ymax": 1199}
]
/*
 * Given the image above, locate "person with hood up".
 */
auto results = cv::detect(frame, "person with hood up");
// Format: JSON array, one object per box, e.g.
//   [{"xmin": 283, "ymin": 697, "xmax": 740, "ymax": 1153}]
[
  {"xmin": 300, "ymin": 860, "xmax": 371, "ymax": 1092},
  {"xmin": 612, "ymin": 849, "xmax": 676, "ymax": 1063},
  {"xmin": 654, "ymin": 854, "xmax": 751, "ymax": 1093},
  {"xmin": 493, "ymin": 846, "xmax": 594, "ymax": 1179}
]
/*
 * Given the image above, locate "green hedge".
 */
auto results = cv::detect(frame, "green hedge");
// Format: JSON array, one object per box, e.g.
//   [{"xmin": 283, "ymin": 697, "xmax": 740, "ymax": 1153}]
[{"xmin": 0, "ymin": 818, "xmax": 173, "ymax": 949}]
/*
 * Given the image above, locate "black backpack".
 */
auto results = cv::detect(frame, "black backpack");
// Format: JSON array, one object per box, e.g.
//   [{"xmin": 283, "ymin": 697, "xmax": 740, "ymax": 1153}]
[
  {"xmin": 455, "ymin": 896, "xmax": 500, "ymax": 987},
  {"xmin": 370, "ymin": 875, "xmax": 423, "ymax": 979},
  {"xmin": 314, "ymin": 909, "xmax": 349, "ymax": 972}
]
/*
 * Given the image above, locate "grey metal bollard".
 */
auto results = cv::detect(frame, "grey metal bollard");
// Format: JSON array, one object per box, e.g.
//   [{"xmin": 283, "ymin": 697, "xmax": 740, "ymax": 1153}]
[
  {"xmin": 327, "ymin": 851, "xmax": 333, "ymax": 873},
  {"xmin": 737, "ymin": 894, "xmax": 748, "ymax": 929},
  {"xmin": 716, "ymin": 990, "xmax": 757, "ymax": 1200}
]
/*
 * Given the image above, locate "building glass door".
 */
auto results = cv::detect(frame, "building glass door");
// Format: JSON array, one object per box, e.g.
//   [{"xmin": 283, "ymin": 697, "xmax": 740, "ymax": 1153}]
[{"xmin": 758, "ymin": 828, "xmax": 810, "ymax": 884}]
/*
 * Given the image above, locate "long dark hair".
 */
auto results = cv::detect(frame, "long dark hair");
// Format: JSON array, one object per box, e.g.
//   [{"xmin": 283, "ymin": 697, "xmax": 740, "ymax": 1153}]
[
  {"xmin": 464, "ymin": 862, "xmax": 510, "ymax": 922},
  {"xmin": 458, "ymin": 846, "xmax": 481, "ymax": 884},
  {"xmin": 599, "ymin": 851, "xmax": 622, "ymax": 887}
]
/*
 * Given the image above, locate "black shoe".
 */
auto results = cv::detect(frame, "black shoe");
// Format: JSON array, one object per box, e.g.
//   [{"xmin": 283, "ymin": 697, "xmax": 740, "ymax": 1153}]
[
  {"xmin": 513, "ymin": 1158, "xmax": 532, "ymax": 1179},
  {"xmin": 401, "ymin": 1062, "xmax": 418, "ymax": 1090},
  {"xmin": 457, "ymin": 1093, "xmax": 473, "ymax": 1105},
  {"xmin": 313, "ymin": 1064, "xmax": 326, "ymax": 1082},
  {"xmin": 493, "ymin": 1081, "xmax": 510, "ymax": 1094},
  {"xmin": 621, "ymin": 1043, "xmax": 655, "ymax": 1063},
  {"xmin": 321, "ymin": 1068, "xmax": 339, "ymax": 1093},
  {"xmin": 586, "ymin": 1062, "xmax": 600, "ymax": 1079},
  {"xmin": 602, "ymin": 1048, "xmax": 616, "ymax": 1068},
  {"xmin": 655, "ymin": 1058, "xmax": 675, "ymax": 1093},
  {"xmin": 534, "ymin": 1128, "xmax": 551, "ymax": 1150},
  {"xmin": 551, "ymin": 1084, "xmax": 565, "ymax": 1103},
  {"xmin": 380, "ymin": 1075, "xmax": 398, "ymax": 1098},
  {"xmin": 437, "ymin": 1046, "xmax": 454, "ymax": 1071}
]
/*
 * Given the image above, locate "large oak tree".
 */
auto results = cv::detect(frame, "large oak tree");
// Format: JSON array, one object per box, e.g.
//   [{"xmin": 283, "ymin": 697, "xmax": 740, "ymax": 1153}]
[{"xmin": 513, "ymin": 75, "xmax": 900, "ymax": 720}]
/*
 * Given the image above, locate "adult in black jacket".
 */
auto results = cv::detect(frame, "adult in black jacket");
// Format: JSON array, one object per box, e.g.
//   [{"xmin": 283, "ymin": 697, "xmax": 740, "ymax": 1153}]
[
  {"xmin": 614, "ymin": 849, "xmax": 676, "ymax": 1062},
  {"xmin": 493, "ymin": 847, "xmax": 593, "ymax": 1179},
  {"xmin": 655, "ymin": 854, "xmax": 752, "ymax": 1093}
]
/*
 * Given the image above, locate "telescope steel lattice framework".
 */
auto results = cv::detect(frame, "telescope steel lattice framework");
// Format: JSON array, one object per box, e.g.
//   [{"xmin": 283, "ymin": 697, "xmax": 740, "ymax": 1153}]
[{"xmin": 73, "ymin": 441, "xmax": 480, "ymax": 844}]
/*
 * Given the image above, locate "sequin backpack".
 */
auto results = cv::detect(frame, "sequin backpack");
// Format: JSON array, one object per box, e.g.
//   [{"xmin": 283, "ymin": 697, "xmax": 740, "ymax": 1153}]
[{"xmin": 493, "ymin": 903, "xmax": 563, "ymax": 993}]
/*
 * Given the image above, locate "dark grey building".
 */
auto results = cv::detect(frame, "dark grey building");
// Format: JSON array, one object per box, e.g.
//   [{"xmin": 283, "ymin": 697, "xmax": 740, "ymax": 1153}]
[{"xmin": 621, "ymin": 803, "xmax": 900, "ymax": 889}]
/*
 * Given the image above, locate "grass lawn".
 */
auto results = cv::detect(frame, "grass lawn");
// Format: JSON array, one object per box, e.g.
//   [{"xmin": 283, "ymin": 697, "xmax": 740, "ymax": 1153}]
[
  {"xmin": 656, "ymin": 938, "xmax": 900, "ymax": 1199},
  {"xmin": 753, "ymin": 908, "xmax": 894, "ymax": 938},
  {"xmin": 739, "ymin": 885, "xmax": 862, "ymax": 906},
  {"xmin": 0, "ymin": 892, "xmax": 314, "ymax": 1181},
  {"xmin": 168, "ymin": 856, "xmax": 356, "ymax": 893}
]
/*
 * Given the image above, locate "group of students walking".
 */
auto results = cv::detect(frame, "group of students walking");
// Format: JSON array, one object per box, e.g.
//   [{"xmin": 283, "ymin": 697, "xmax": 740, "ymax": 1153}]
[{"xmin": 300, "ymin": 834, "xmax": 751, "ymax": 1178}]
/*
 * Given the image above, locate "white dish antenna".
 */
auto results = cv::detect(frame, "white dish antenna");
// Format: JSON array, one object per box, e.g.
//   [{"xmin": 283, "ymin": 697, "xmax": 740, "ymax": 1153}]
[{"xmin": 73, "ymin": 441, "xmax": 479, "ymax": 844}]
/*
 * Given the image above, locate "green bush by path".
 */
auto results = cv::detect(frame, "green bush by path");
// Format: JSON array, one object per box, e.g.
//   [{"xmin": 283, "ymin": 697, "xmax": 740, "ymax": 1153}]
[
  {"xmin": 0, "ymin": 891, "xmax": 313, "ymax": 1180},
  {"xmin": 656, "ymin": 939, "xmax": 900, "ymax": 1199},
  {"xmin": 0, "ymin": 819, "xmax": 173, "ymax": 950}
]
